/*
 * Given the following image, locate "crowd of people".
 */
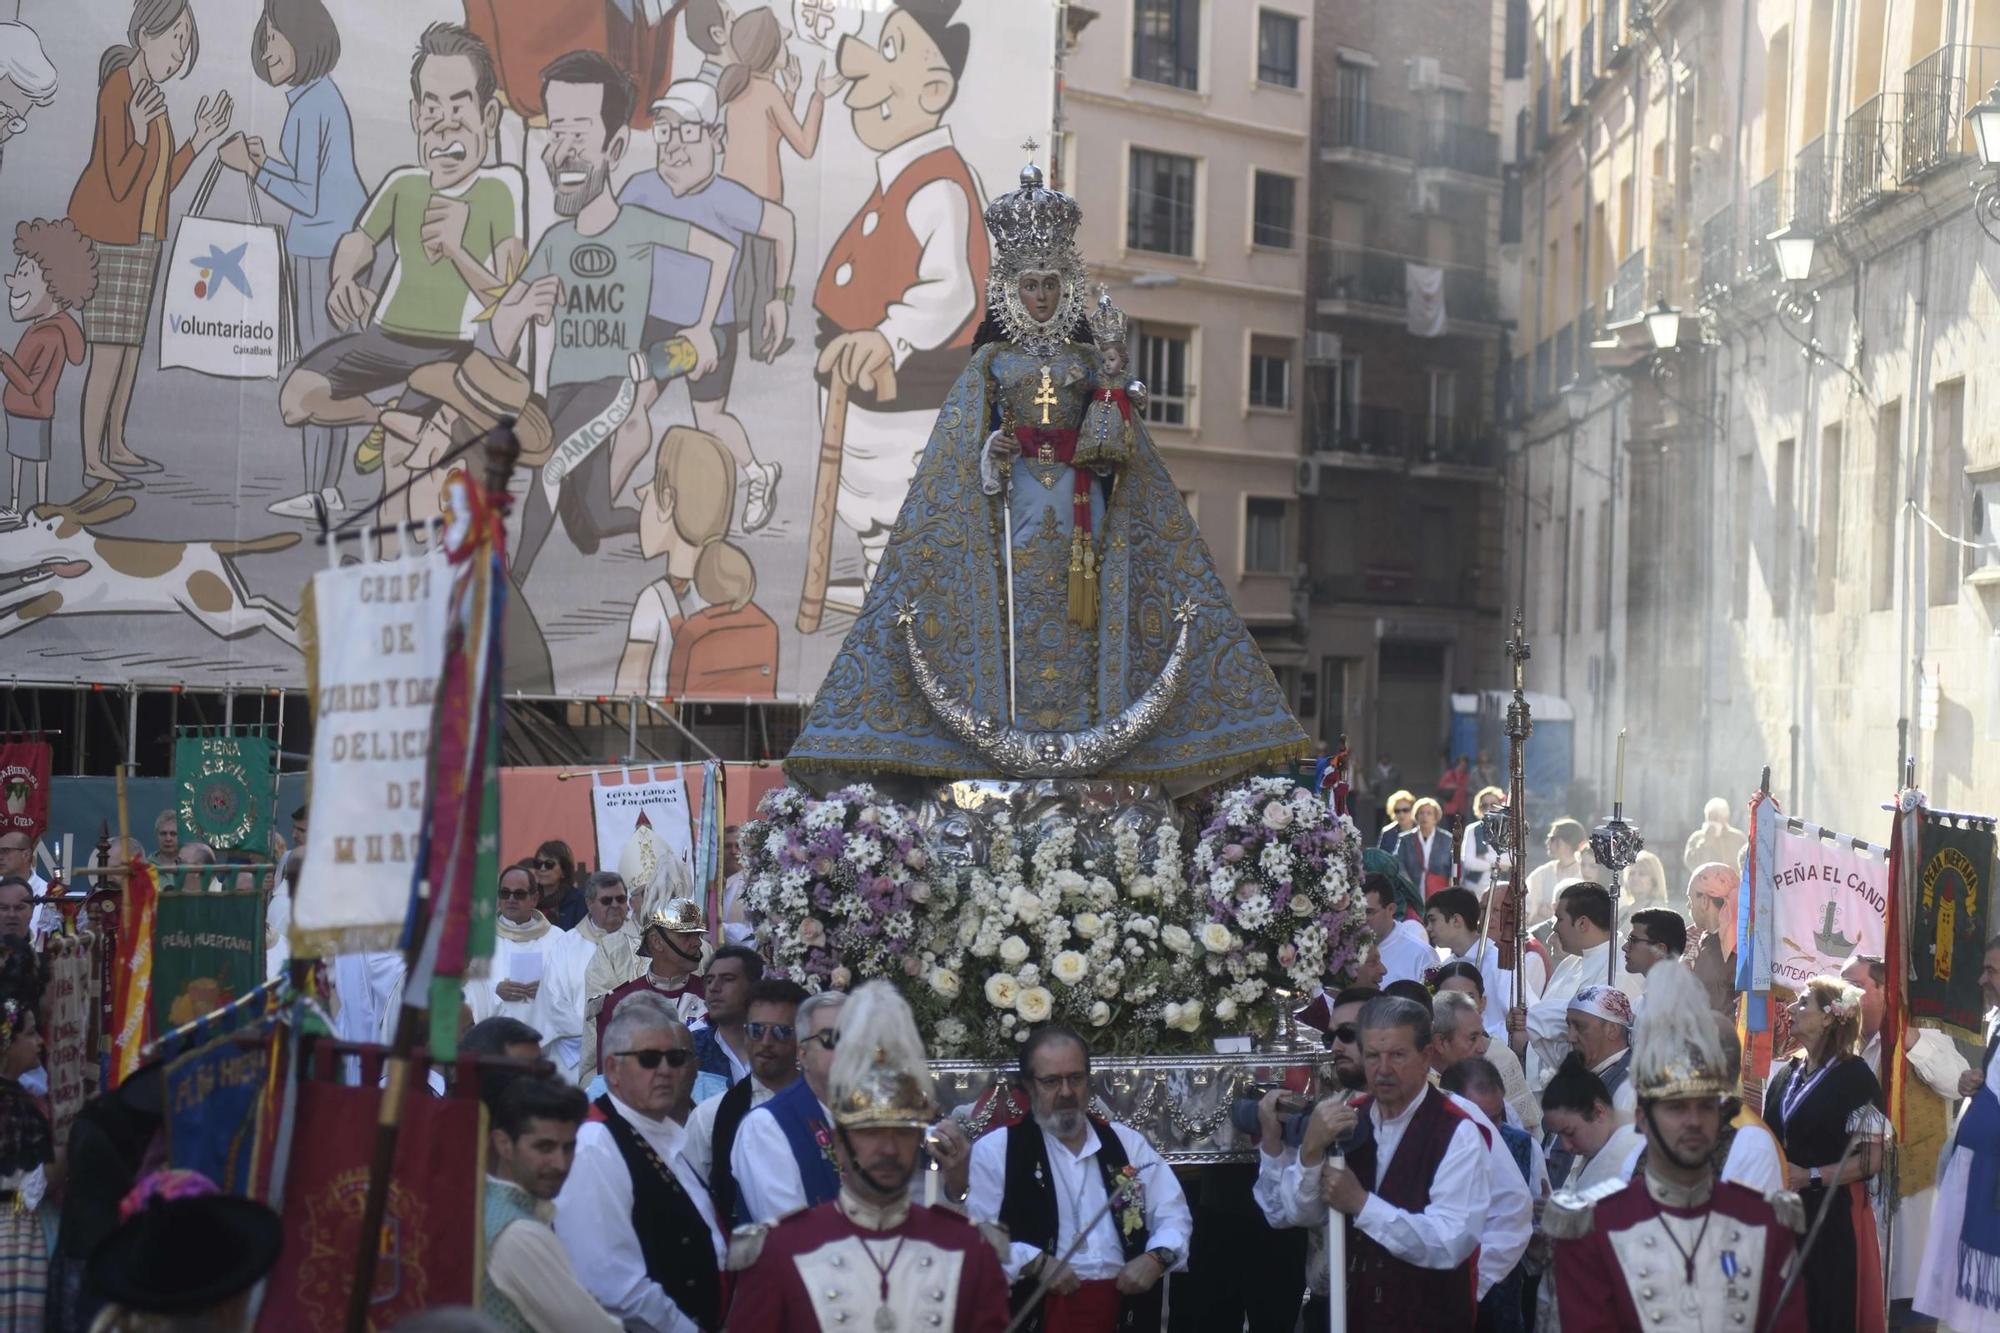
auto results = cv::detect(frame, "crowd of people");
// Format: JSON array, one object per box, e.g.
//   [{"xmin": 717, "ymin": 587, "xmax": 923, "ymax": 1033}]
[{"xmin": 0, "ymin": 781, "xmax": 1994, "ymax": 1332}]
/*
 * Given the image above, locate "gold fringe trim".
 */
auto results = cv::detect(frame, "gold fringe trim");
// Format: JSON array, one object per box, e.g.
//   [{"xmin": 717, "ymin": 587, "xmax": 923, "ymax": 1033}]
[{"xmin": 289, "ymin": 923, "xmax": 405, "ymax": 959}]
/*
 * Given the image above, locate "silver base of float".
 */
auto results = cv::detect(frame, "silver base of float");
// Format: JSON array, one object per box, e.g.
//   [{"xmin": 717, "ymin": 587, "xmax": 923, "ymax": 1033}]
[{"xmin": 916, "ymin": 777, "xmax": 1179, "ymax": 870}]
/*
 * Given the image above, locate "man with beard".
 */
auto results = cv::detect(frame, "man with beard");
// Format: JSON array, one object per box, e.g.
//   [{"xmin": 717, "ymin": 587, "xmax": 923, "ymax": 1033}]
[
  {"xmin": 482, "ymin": 1076, "xmax": 620, "ymax": 1332},
  {"xmin": 680, "ymin": 976, "xmax": 806, "ymax": 1228},
  {"xmin": 964, "ymin": 1025, "xmax": 1191, "ymax": 1333},
  {"xmin": 280, "ymin": 23, "xmax": 523, "ymax": 465},
  {"xmin": 1252, "ymin": 997, "xmax": 1493, "ymax": 1332},
  {"xmin": 494, "ymin": 49, "xmax": 734, "ymax": 579},
  {"xmin": 731, "ymin": 989, "xmax": 845, "ymax": 1225},
  {"xmin": 1549, "ymin": 962, "xmax": 1806, "ymax": 1332}
]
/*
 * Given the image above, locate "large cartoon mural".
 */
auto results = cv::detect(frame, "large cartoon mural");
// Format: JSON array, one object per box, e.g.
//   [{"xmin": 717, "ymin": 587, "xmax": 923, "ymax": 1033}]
[{"xmin": 0, "ymin": 0, "xmax": 1055, "ymax": 700}]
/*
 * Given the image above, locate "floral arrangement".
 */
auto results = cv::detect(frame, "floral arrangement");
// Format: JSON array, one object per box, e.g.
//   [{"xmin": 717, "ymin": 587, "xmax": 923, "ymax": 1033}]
[
  {"xmin": 1113, "ymin": 1164, "xmax": 1146, "ymax": 1236},
  {"xmin": 1189, "ymin": 776, "xmax": 1370, "ymax": 1033},
  {"xmin": 737, "ymin": 785, "xmax": 961, "ymax": 1036}
]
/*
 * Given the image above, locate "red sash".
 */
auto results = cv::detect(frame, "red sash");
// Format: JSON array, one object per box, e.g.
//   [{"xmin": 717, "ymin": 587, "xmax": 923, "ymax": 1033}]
[{"xmin": 1013, "ymin": 427, "xmax": 1095, "ymax": 537}]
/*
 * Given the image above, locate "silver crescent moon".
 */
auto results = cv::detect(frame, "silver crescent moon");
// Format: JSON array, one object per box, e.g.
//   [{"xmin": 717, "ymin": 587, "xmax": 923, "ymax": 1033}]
[{"xmin": 896, "ymin": 608, "xmax": 1195, "ymax": 778}]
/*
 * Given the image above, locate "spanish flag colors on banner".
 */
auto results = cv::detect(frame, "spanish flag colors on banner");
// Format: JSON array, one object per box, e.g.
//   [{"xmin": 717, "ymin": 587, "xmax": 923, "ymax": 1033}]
[{"xmin": 111, "ymin": 858, "xmax": 159, "ymax": 1086}]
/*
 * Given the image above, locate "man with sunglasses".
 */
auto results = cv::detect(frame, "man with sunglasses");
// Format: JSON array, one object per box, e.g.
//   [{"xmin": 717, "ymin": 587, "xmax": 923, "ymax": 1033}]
[
  {"xmin": 554, "ymin": 993, "xmax": 724, "ymax": 1333},
  {"xmin": 732, "ymin": 989, "xmax": 847, "ymax": 1226},
  {"xmin": 965, "ymin": 1025, "xmax": 1191, "ymax": 1333},
  {"xmin": 682, "ymin": 976, "xmax": 807, "ymax": 1229},
  {"xmin": 467, "ymin": 864, "xmax": 594, "ymax": 1082}
]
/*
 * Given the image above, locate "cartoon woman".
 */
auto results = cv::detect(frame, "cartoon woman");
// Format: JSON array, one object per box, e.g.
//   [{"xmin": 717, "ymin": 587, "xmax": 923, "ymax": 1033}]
[
  {"xmin": 219, "ymin": 0, "xmax": 365, "ymax": 520},
  {"xmin": 617, "ymin": 426, "xmax": 777, "ymax": 699},
  {"xmin": 67, "ymin": 0, "xmax": 233, "ymax": 488},
  {"xmin": 719, "ymin": 8, "xmax": 843, "ymax": 206}
]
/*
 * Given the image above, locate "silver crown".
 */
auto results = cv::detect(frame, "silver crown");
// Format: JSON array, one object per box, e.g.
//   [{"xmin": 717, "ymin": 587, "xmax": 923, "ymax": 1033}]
[
  {"xmin": 1086, "ymin": 286, "xmax": 1127, "ymax": 345},
  {"xmin": 984, "ymin": 163, "xmax": 1083, "ymax": 270}
]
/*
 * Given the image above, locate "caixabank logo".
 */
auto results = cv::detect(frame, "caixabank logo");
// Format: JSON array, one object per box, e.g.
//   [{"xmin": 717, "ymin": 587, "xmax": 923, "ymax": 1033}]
[
  {"xmin": 170, "ymin": 242, "xmax": 275, "ymax": 344},
  {"xmin": 190, "ymin": 242, "xmax": 252, "ymax": 300}
]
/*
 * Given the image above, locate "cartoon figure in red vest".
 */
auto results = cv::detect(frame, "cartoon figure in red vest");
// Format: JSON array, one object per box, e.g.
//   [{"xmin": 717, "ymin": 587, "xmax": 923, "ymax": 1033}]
[{"xmin": 801, "ymin": 0, "xmax": 988, "ymax": 623}]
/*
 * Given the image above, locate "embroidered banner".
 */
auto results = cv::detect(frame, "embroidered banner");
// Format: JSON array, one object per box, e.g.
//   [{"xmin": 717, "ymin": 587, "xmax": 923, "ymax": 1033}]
[
  {"xmin": 110, "ymin": 861, "xmax": 158, "ymax": 1086},
  {"xmin": 44, "ymin": 935, "xmax": 93, "ymax": 1150},
  {"xmin": 174, "ymin": 732, "xmax": 275, "ymax": 854},
  {"xmin": 164, "ymin": 1020, "xmax": 282, "ymax": 1195},
  {"xmin": 292, "ymin": 551, "xmax": 453, "ymax": 956},
  {"xmin": 0, "ymin": 740, "xmax": 51, "ymax": 839},
  {"xmin": 1770, "ymin": 824, "xmax": 1889, "ymax": 990},
  {"xmin": 1907, "ymin": 814, "xmax": 1997, "ymax": 1042},
  {"xmin": 152, "ymin": 890, "xmax": 265, "ymax": 1038},
  {"xmin": 591, "ymin": 768, "xmax": 696, "ymax": 921}
]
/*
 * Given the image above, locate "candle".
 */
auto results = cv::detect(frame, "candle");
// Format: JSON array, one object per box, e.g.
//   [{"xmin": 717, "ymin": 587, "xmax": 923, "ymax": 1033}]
[
  {"xmin": 924, "ymin": 1159, "xmax": 939, "ymax": 1208},
  {"xmin": 1614, "ymin": 730, "xmax": 1627, "ymax": 808}
]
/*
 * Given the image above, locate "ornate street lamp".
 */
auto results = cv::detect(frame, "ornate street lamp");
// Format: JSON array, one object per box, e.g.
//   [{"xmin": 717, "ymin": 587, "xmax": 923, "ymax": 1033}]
[
  {"xmin": 1561, "ymin": 376, "xmax": 1593, "ymax": 425},
  {"xmin": 1969, "ymin": 83, "xmax": 2000, "ymax": 243},
  {"xmin": 1644, "ymin": 298, "xmax": 1682, "ymax": 352}
]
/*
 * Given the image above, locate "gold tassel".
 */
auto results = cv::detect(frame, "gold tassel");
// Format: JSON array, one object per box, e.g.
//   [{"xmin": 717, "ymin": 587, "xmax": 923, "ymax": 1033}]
[
  {"xmin": 1080, "ymin": 540, "xmax": 1099, "ymax": 629},
  {"xmin": 1068, "ymin": 530, "xmax": 1099, "ymax": 629}
]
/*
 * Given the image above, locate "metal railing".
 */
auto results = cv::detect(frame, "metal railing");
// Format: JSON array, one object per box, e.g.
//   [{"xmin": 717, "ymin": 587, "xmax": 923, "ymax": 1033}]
[
  {"xmin": 1418, "ymin": 120, "xmax": 1502, "ymax": 176},
  {"xmin": 1602, "ymin": 0, "xmax": 1627, "ymax": 66},
  {"xmin": 1840, "ymin": 93, "xmax": 1904, "ymax": 218},
  {"xmin": 1581, "ymin": 20, "xmax": 1597, "ymax": 89},
  {"xmin": 1559, "ymin": 54, "xmax": 1575, "ymax": 118},
  {"xmin": 1745, "ymin": 171, "xmax": 1781, "ymax": 277},
  {"xmin": 1319, "ymin": 244, "xmax": 1498, "ymax": 323},
  {"xmin": 1900, "ymin": 45, "xmax": 2000, "ymax": 182},
  {"xmin": 1699, "ymin": 202, "xmax": 1737, "ymax": 296},
  {"xmin": 1790, "ymin": 134, "xmax": 1837, "ymax": 232},
  {"xmin": 1322, "ymin": 98, "xmax": 1412, "ymax": 159},
  {"xmin": 1610, "ymin": 247, "xmax": 1647, "ymax": 323},
  {"xmin": 1308, "ymin": 405, "xmax": 1498, "ymax": 467}
]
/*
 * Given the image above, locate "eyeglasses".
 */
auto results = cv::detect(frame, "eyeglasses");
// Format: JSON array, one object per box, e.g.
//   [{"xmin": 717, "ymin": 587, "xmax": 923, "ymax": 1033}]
[
  {"xmin": 652, "ymin": 121, "xmax": 711, "ymax": 145},
  {"xmin": 595, "ymin": 894, "xmax": 628, "ymax": 906},
  {"xmin": 746, "ymin": 1021, "xmax": 796, "ymax": 1041},
  {"xmin": 1394, "ymin": 806, "xmax": 1413, "ymax": 817},
  {"xmin": 497, "ymin": 888, "xmax": 535, "ymax": 901},
  {"xmin": 534, "ymin": 859, "xmax": 561, "ymax": 870},
  {"xmin": 1330, "ymin": 1024, "xmax": 1359, "ymax": 1044},
  {"xmin": 1031, "ymin": 1072, "xmax": 1089, "ymax": 1092},
  {"xmin": 615, "ymin": 1048, "xmax": 693, "ymax": 1070},
  {"xmin": 805, "ymin": 1029, "xmax": 840, "ymax": 1051}
]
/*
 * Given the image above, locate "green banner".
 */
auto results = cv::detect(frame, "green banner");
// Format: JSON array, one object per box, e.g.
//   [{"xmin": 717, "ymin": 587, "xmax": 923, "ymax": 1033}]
[
  {"xmin": 152, "ymin": 891, "xmax": 266, "ymax": 1039},
  {"xmin": 174, "ymin": 733, "xmax": 275, "ymax": 854}
]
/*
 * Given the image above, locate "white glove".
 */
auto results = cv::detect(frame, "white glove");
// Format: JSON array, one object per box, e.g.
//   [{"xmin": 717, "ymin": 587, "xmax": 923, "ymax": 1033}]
[{"xmin": 979, "ymin": 429, "xmax": 1012, "ymax": 496}]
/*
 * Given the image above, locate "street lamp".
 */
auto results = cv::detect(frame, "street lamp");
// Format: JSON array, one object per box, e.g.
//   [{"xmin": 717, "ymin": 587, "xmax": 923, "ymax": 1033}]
[
  {"xmin": 1561, "ymin": 376, "xmax": 1593, "ymax": 425},
  {"xmin": 1968, "ymin": 83, "xmax": 2000, "ymax": 243},
  {"xmin": 1644, "ymin": 298, "xmax": 1683, "ymax": 352},
  {"xmin": 1768, "ymin": 223, "xmax": 1818, "ymax": 285}
]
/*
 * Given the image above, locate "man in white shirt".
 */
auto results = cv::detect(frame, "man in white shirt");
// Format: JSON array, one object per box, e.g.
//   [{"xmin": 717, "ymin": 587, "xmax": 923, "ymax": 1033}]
[
  {"xmin": 1524, "ymin": 819, "xmax": 1599, "ymax": 925},
  {"xmin": 1421, "ymin": 992, "xmax": 1536, "ymax": 1298},
  {"xmin": 1251, "ymin": 995, "xmax": 1493, "ymax": 1329},
  {"xmin": 466, "ymin": 865, "xmax": 592, "ymax": 1082},
  {"xmin": 0, "ymin": 833, "xmax": 51, "ymax": 947},
  {"xmin": 1364, "ymin": 875, "xmax": 1437, "ymax": 987},
  {"xmin": 1621, "ymin": 907, "xmax": 1688, "ymax": 1021},
  {"xmin": 681, "ymin": 976, "xmax": 806, "ymax": 1229},
  {"xmin": 554, "ymin": 994, "xmax": 723, "ymax": 1333},
  {"xmin": 731, "ymin": 988, "xmax": 846, "ymax": 1225},
  {"xmin": 1564, "ymin": 984, "xmax": 1636, "ymax": 1116},
  {"xmin": 966, "ymin": 1026, "xmax": 1191, "ymax": 1332},
  {"xmin": 1426, "ymin": 886, "xmax": 1537, "ymax": 1034},
  {"xmin": 1516, "ymin": 881, "xmax": 1644, "ymax": 1087},
  {"xmin": 482, "ymin": 1075, "xmax": 620, "ymax": 1332}
]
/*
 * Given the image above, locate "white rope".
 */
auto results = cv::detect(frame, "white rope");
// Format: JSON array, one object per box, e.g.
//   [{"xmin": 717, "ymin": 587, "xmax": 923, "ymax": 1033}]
[{"xmin": 1909, "ymin": 498, "xmax": 1996, "ymax": 553}]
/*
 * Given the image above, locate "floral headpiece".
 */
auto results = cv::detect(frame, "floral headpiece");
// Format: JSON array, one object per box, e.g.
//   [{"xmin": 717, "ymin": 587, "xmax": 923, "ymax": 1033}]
[
  {"xmin": 0, "ymin": 1000, "xmax": 22, "ymax": 1053},
  {"xmin": 1821, "ymin": 983, "xmax": 1864, "ymax": 1020},
  {"xmin": 118, "ymin": 1169, "xmax": 220, "ymax": 1223}
]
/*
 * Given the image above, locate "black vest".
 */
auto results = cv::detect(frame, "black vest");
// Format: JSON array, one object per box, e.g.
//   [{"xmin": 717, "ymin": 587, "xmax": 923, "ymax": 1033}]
[
  {"xmin": 591, "ymin": 1095, "xmax": 722, "ymax": 1331},
  {"xmin": 997, "ymin": 1118, "xmax": 1163, "ymax": 1333},
  {"xmin": 708, "ymin": 1076, "xmax": 758, "ymax": 1230}
]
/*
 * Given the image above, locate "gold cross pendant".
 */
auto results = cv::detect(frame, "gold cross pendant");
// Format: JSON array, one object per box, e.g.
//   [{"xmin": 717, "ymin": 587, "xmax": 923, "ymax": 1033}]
[{"xmin": 1033, "ymin": 365, "xmax": 1058, "ymax": 426}]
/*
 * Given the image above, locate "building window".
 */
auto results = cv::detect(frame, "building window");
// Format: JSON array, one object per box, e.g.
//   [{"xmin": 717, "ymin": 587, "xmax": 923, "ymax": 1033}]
[
  {"xmin": 1425, "ymin": 368, "xmax": 1458, "ymax": 450},
  {"xmin": 1245, "ymin": 497, "xmax": 1291, "ymax": 573},
  {"xmin": 1134, "ymin": 0, "xmax": 1200, "ymax": 90},
  {"xmin": 1128, "ymin": 148, "xmax": 1198, "ymax": 256},
  {"xmin": 1257, "ymin": 10, "xmax": 1300, "ymax": 87},
  {"xmin": 1816, "ymin": 423, "xmax": 1843, "ymax": 614},
  {"xmin": 1930, "ymin": 380, "xmax": 1966, "ymax": 605},
  {"xmin": 1135, "ymin": 324, "xmax": 1193, "ymax": 426},
  {"xmin": 1871, "ymin": 401, "xmax": 1900, "ymax": 612},
  {"xmin": 1249, "ymin": 337, "xmax": 1292, "ymax": 410},
  {"xmin": 1252, "ymin": 171, "xmax": 1297, "ymax": 248}
]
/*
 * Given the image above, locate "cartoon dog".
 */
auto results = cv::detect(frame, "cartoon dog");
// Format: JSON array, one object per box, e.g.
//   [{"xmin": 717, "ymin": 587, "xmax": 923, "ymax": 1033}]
[{"xmin": 0, "ymin": 482, "xmax": 300, "ymax": 644}]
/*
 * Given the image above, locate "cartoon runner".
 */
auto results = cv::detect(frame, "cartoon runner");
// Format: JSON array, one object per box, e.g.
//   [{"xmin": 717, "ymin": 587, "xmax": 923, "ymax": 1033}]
[
  {"xmin": 219, "ymin": 0, "xmax": 367, "ymax": 520},
  {"xmin": 0, "ymin": 22, "xmax": 58, "ymax": 176},
  {"xmin": 68, "ymin": 0, "xmax": 234, "ymax": 488},
  {"xmin": 489, "ymin": 50, "xmax": 732, "ymax": 580},
  {"xmin": 277, "ymin": 22, "xmax": 522, "ymax": 476},
  {"xmin": 806, "ymin": 0, "xmax": 988, "ymax": 614},
  {"xmin": 615, "ymin": 425, "xmax": 776, "ymax": 698},
  {"xmin": 3, "ymin": 221, "xmax": 96, "ymax": 518},
  {"xmin": 619, "ymin": 78, "xmax": 795, "ymax": 532}
]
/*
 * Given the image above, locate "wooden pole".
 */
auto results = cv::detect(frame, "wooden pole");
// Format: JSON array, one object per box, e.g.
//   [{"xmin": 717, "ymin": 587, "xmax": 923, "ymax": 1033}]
[
  {"xmin": 796, "ymin": 377, "xmax": 851, "ymax": 634},
  {"xmin": 342, "ymin": 423, "xmax": 518, "ymax": 1333}
]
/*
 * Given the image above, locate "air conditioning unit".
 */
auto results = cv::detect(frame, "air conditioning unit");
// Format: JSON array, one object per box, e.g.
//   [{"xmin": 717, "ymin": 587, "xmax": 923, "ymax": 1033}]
[
  {"xmin": 1297, "ymin": 456, "xmax": 1325, "ymax": 497},
  {"xmin": 1409, "ymin": 56, "xmax": 1442, "ymax": 92},
  {"xmin": 1305, "ymin": 331, "xmax": 1342, "ymax": 365}
]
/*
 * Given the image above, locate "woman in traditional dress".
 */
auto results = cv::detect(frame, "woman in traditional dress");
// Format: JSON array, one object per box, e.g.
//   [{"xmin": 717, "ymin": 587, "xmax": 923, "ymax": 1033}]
[
  {"xmin": 1763, "ymin": 973, "xmax": 1888, "ymax": 1333},
  {"xmin": 0, "ymin": 993, "xmax": 53, "ymax": 1327}
]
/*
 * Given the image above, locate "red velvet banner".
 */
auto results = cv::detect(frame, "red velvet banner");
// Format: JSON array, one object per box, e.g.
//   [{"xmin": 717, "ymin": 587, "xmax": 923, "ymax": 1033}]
[
  {"xmin": 0, "ymin": 739, "xmax": 51, "ymax": 839},
  {"xmin": 258, "ymin": 1055, "xmax": 482, "ymax": 1331}
]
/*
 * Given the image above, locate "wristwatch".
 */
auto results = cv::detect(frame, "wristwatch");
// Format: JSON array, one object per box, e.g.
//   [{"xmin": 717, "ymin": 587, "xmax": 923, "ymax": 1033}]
[
  {"xmin": 1808, "ymin": 1167, "xmax": 1823, "ymax": 1186},
  {"xmin": 1147, "ymin": 1246, "xmax": 1179, "ymax": 1269}
]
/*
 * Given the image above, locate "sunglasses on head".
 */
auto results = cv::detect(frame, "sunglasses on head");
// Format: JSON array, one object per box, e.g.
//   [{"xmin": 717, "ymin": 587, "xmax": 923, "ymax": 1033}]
[
  {"xmin": 746, "ymin": 1021, "xmax": 796, "ymax": 1042},
  {"xmin": 534, "ymin": 858, "xmax": 560, "ymax": 870},
  {"xmin": 615, "ymin": 1048, "xmax": 693, "ymax": 1070},
  {"xmin": 806, "ymin": 1029, "xmax": 840, "ymax": 1051}
]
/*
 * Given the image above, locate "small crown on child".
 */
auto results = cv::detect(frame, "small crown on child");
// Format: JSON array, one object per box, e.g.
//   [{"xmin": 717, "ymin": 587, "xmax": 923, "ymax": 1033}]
[{"xmin": 1087, "ymin": 286, "xmax": 1128, "ymax": 346}]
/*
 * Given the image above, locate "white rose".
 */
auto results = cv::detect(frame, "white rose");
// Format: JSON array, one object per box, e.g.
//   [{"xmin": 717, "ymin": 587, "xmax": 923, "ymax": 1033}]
[
  {"xmin": 1160, "ymin": 924, "xmax": 1194, "ymax": 955},
  {"xmin": 1174, "ymin": 1000, "xmax": 1204, "ymax": 1032},
  {"xmin": 1127, "ymin": 874, "xmax": 1154, "ymax": 900},
  {"xmin": 1262, "ymin": 801, "xmax": 1294, "ymax": 830},
  {"xmin": 1291, "ymin": 894, "xmax": 1316, "ymax": 916},
  {"xmin": 1089, "ymin": 1000, "xmax": 1112, "ymax": 1026},
  {"xmin": 1215, "ymin": 997, "xmax": 1239, "ymax": 1022},
  {"xmin": 999, "ymin": 935, "xmax": 1032, "ymax": 967},
  {"xmin": 930, "ymin": 967, "xmax": 962, "ymax": 999},
  {"xmin": 1013, "ymin": 890, "xmax": 1046, "ymax": 923},
  {"xmin": 1016, "ymin": 986, "xmax": 1055, "ymax": 1023},
  {"xmin": 1074, "ymin": 912, "xmax": 1105, "ymax": 939},
  {"xmin": 1199, "ymin": 922, "xmax": 1235, "ymax": 954},
  {"xmin": 1161, "ymin": 1001, "xmax": 1183, "ymax": 1028},
  {"xmin": 986, "ymin": 973, "xmax": 1020, "ymax": 1008},
  {"xmin": 830, "ymin": 965, "xmax": 852, "ymax": 989},
  {"xmin": 1051, "ymin": 950, "xmax": 1089, "ymax": 986}
]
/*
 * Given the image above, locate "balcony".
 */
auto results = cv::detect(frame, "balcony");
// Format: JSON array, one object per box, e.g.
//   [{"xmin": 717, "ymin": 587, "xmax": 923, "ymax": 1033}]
[
  {"xmin": 1699, "ymin": 202, "xmax": 1737, "ymax": 297},
  {"xmin": 1318, "ymin": 244, "xmax": 1499, "ymax": 325},
  {"xmin": 1580, "ymin": 21, "xmax": 1598, "ymax": 91},
  {"xmin": 1418, "ymin": 121, "xmax": 1502, "ymax": 178},
  {"xmin": 1321, "ymin": 98, "xmax": 1412, "ymax": 163},
  {"xmin": 1602, "ymin": 0, "xmax": 1630, "ymax": 68},
  {"xmin": 1610, "ymin": 247, "xmax": 1647, "ymax": 324},
  {"xmin": 1790, "ymin": 135, "xmax": 1838, "ymax": 232},
  {"xmin": 1902, "ymin": 45, "xmax": 2000, "ymax": 183},
  {"xmin": 1554, "ymin": 322, "xmax": 1576, "ymax": 391},
  {"xmin": 1308, "ymin": 405, "xmax": 1500, "ymax": 469},
  {"xmin": 1559, "ymin": 55, "xmax": 1577, "ymax": 122},
  {"xmin": 1840, "ymin": 93, "xmax": 1904, "ymax": 218},
  {"xmin": 1745, "ymin": 171, "xmax": 1781, "ymax": 277}
]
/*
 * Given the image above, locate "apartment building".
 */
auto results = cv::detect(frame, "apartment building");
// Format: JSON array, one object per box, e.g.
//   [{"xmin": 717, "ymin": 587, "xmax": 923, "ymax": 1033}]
[
  {"xmin": 1059, "ymin": 0, "xmax": 1316, "ymax": 693},
  {"xmin": 1515, "ymin": 0, "xmax": 2000, "ymax": 837},
  {"xmin": 1300, "ymin": 0, "xmax": 1513, "ymax": 773}
]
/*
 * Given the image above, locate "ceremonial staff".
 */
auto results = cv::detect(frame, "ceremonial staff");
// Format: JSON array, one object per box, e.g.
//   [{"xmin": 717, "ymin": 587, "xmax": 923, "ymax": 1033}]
[
  {"xmin": 1475, "ymin": 611, "xmax": 1532, "ymax": 1009},
  {"xmin": 1589, "ymin": 729, "xmax": 1643, "ymax": 985}
]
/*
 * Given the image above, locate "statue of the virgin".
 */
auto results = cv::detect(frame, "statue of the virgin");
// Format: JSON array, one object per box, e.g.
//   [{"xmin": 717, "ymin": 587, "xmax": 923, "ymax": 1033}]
[{"xmin": 787, "ymin": 162, "xmax": 1309, "ymax": 793}]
